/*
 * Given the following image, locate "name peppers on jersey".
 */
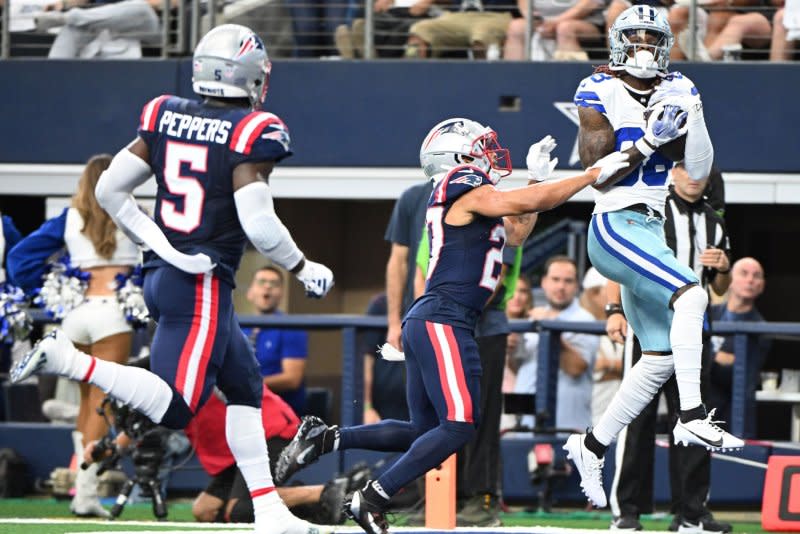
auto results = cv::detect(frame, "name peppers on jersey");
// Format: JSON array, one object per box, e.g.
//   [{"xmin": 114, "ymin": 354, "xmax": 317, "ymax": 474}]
[{"xmin": 137, "ymin": 94, "xmax": 292, "ymax": 284}]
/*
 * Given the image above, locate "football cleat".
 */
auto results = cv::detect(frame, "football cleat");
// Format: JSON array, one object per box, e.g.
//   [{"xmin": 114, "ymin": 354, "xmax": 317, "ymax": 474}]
[
  {"xmin": 563, "ymin": 434, "xmax": 607, "ymax": 508},
  {"xmin": 673, "ymin": 409, "xmax": 744, "ymax": 451},
  {"xmin": 611, "ymin": 515, "xmax": 643, "ymax": 531},
  {"xmin": 677, "ymin": 514, "xmax": 733, "ymax": 534},
  {"xmin": 275, "ymin": 416, "xmax": 334, "ymax": 485},
  {"xmin": 11, "ymin": 329, "xmax": 77, "ymax": 384},
  {"xmin": 343, "ymin": 486, "xmax": 389, "ymax": 534}
]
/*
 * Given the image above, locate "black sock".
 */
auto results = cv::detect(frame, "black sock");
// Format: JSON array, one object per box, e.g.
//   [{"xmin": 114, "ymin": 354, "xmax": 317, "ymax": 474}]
[
  {"xmin": 680, "ymin": 404, "xmax": 707, "ymax": 423},
  {"xmin": 584, "ymin": 431, "xmax": 608, "ymax": 458},
  {"xmin": 321, "ymin": 426, "xmax": 340, "ymax": 453}
]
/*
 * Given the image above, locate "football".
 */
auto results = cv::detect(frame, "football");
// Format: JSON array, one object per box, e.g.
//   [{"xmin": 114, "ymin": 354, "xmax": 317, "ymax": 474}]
[{"xmin": 657, "ymin": 133, "xmax": 687, "ymax": 162}]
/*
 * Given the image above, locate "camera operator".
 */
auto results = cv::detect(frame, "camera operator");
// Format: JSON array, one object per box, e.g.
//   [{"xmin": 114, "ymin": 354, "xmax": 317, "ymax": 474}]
[{"xmin": 84, "ymin": 385, "xmax": 364, "ymax": 525}]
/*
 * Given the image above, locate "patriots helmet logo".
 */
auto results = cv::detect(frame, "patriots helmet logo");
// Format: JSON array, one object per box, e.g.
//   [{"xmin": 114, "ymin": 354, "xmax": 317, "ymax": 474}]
[{"xmin": 234, "ymin": 34, "xmax": 265, "ymax": 60}]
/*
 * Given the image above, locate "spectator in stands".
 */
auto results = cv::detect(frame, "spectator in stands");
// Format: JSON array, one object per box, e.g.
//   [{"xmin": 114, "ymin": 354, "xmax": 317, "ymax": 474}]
[
  {"xmin": 7, "ymin": 154, "xmax": 141, "ymax": 518},
  {"xmin": 579, "ymin": 267, "xmax": 623, "ymax": 426},
  {"xmin": 770, "ymin": 7, "xmax": 798, "ymax": 59},
  {"xmin": 359, "ymin": 292, "xmax": 409, "ymax": 423},
  {"xmin": 334, "ymin": 0, "xmax": 439, "ymax": 58},
  {"xmin": 406, "ymin": 0, "xmax": 518, "ymax": 59},
  {"xmin": 512, "ymin": 255, "xmax": 599, "ymax": 431},
  {"xmin": 709, "ymin": 257, "xmax": 769, "ymax": 422},
  {"xmin": 243, "ymin": 266, "xmax": 308, "ymax": 416},
  {"xmin": 667, "ymin": 0, "xmax": 773, "ymax": 61},
  {"xmin": 286, "ymin": 0, "xmax": 349, "ymax": 56},
  {"xmin": 504, "ymin": 0, "xmax": 608, "ymax": 60},
  {"xmin": 609, "ymin": 162, "xmax": 733, "ymax": 533},
  {"xmin": 34, "ymin": 0, "xmax": 168, "ymax": 59}
]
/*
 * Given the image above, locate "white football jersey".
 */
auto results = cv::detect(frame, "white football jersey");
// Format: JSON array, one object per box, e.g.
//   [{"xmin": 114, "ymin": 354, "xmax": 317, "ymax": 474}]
[{"xmin": 574, "ymin": 71, "xmax": 699, "ymax": 215}]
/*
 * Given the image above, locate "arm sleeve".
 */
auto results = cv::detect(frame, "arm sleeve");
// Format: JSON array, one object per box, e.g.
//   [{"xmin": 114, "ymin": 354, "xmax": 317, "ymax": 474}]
[
  {"xmin": 7, "ymin": 209, "xmax": 68, "ymax": 292},
  {"xmin": 683, "ymin": 101, "xmax": 714, "ymax": 181},
  {"xmin": 233, "ymin": 181, "xmax": 304, "ymax": 270}
]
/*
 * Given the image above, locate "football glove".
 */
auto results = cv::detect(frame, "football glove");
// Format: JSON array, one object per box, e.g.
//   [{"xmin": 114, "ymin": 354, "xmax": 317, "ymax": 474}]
[
  {"xmin": 296, "ymin": 260, "xmax": 334, "ymax": 299},
  {"xmin": 643, "ymin": 102, "xmax": 689, "ymax": 148},
  {"xmin": 526, "ymin": 135, "xmax": 558, "ymax": 182},
  {"xmin": 589, "ymin": 152, "xmax": 631, "ymax": 186}
]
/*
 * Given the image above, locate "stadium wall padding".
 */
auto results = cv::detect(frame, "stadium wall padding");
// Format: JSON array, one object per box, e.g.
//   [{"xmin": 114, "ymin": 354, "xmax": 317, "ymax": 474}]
[{"xmin": 1, "ymin": 60, "xmax": 798, "ymax": 172}]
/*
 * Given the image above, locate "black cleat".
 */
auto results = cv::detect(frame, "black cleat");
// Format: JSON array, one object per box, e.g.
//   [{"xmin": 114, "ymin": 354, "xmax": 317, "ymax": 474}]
[
  {"xmin": 275, "ymin": 416, "xmax": 333, "ymax": 485},
  {"xmin": 678, "ymin": 514, "xmax": 733, "ymax": 534},
  {"xmin": 611, "ymin": 515, "xmax": 643, "ymax": 531},
  {"xmin": 318, "ymin": 478, "xmax": 348, "ymax": 525},
  {"xmin": 343, "ymin": 487, "xmax": 389, "ymax": 534}
]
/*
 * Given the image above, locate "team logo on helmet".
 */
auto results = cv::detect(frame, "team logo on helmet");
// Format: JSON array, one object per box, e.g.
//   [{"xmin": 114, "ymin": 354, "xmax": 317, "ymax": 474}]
[{"xmin": 234, "ymin": 34, "xmax": 264, "ymax": 60}]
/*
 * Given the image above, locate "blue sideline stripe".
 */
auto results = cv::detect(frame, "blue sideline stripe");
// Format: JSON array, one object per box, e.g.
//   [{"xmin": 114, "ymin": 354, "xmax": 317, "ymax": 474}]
[{"xmin": 591, "ymin": 215, "xmax": 679, "ymax": 292}]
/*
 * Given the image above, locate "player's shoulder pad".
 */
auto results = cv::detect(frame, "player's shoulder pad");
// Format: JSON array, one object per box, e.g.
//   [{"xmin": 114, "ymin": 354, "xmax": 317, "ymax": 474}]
[
  {"xmin": 229, "ymin": 110, "xmax": 291, "ymax": 156},
  {"xmin": 574, "ymin": 72, "xmax": 616, "ymax": 114},
  {"xmin": 139, "ymin": 94, "xmax": 176, "ymax": 133},
  {"xmin": 661, "ymin": 71, "xmax": 700, "ymax": 97},
  {"xmin": 430, "ymin": 166, "xmax": 493, "ymax": 206}
]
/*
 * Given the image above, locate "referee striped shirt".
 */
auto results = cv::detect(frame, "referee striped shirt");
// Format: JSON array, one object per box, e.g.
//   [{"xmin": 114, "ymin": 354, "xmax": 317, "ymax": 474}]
[{"xmin": 662, "ymin": 185, "xmax": 730, "ymax": 290}]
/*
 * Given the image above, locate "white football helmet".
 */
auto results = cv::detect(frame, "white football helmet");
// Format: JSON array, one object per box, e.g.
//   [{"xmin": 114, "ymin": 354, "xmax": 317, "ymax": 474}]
[
  {"xmin": 609, "ymin": 5, "xmax": 674, "ymax": 79},
  {"xmin": 419, "ymin": 118, "xmax": 511, "ymax": 185},
  {"xmin": 192, "ymin": 24, "xmax": 271, "ymax": 109}
]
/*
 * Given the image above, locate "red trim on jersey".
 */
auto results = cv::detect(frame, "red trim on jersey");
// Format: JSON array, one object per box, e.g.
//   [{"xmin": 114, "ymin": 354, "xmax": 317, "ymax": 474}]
[
  {"xmin": 175, "ymin": 275, "xmax": 205, "ymax": 409},
  {"xmin": 426, "ymin": 321, "xmax": 456, "ymax": 420},
  {"xmin": 250, "ymin": 486, "xmax": 276, "ymax": 499},
  {"xmin": 139, "ymin": 95, "xmax": 170, "ymax": 133},
  {"xmin": 188, "ymin": 275, "xmax": 219, "ymax": 411},
  {"xmin": 442, "ymin": 324, "xmax": 473, "ymax": 423},
  {"xmin": 81, "ymin": 357, "xmax": 97, "ymax": 382},
  {"xmin": 229, "ymin": 112, "xmax": 282, "ymax": 155}
]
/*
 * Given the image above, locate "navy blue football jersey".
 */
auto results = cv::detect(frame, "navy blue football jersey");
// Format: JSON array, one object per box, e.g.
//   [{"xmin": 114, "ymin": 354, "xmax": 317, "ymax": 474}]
[
  {"xmin": 137, "ymin": 95, "xmax": 292, "ymax": 283},
  {"xmin": 406, "ymin": 166, "xmax": 506, "ymax": 329}
]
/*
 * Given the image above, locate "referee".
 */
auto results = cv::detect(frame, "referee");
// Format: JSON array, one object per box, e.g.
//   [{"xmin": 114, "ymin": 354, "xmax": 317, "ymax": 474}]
[{"xmin": 606, "ymin": 163, "xmax": 733, "ymax": 533}]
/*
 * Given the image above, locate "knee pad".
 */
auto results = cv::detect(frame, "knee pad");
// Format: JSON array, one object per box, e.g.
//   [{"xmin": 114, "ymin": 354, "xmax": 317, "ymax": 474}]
[{"xmin": 671, "ymin": 284, "xmax": 708, "ymax": 313}]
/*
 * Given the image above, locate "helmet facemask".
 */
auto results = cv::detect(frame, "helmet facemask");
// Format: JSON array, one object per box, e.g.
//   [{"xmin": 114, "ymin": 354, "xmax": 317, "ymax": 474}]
[{"xmin": 609, "ymin": 6, "xmax": 674, "ymax": 79}]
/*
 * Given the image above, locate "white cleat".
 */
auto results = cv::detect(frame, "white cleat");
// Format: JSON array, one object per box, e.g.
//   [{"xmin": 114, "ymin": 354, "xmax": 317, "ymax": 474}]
[
  {"xmin": 256, "ymin": 501, "xmax": 333, "ymax": 534},
  {"xmin": 10, "ymin": 329, "xmax": 77, "ymax": 383},
  {"xmin": 673, "ymin": 408, "xmax": 745, "ymax": 451},
  {"xmin": 563, "ymin": 433, "xmax": 607, "ymax": 508}
]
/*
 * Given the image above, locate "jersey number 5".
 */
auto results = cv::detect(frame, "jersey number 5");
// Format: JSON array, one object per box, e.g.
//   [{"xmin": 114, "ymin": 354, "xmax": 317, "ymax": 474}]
[{"xmin": 161, "ymin": 141, "xmax": 207, "ymax": 234}]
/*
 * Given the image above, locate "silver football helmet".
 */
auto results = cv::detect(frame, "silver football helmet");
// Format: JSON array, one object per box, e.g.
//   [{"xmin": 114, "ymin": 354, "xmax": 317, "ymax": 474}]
[
  {"xmin": 609, "ymin": 5, "xmax": 674, "ymax": 79},
  {"xmin": 192, "ymin": 24, "xmax": 271, "ymax": 109},
  {"xmin": 419, "ymin": 118, "xmax": 511, "ymax": 185}
]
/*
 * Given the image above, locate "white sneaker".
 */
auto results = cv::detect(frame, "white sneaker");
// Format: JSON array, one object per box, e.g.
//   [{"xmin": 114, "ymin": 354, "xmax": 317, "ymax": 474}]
[
  {"xmin": 256, "ymin": 501, "xmax": 332, "ymax": 534},
  {"xmin": 673, "ymin": 408, "xmax": 745, "ymax": 451},
  {"xmin": 10, "ymin": 329, "xmax": 79, "ymax": 383},
  {"xmin": 70, "ymin": 464, "xmax": 110, "ymax": 518},
  {"xmin": 563, "ymin": 433, "xmax": 607, "ymax": 508}
]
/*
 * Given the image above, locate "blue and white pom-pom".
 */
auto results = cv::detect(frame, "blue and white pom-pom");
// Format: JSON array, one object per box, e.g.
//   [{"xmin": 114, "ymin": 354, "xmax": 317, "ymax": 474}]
[
  {"xmin": 33, "ymin": 256, "xmax": 90, "ymax": 320},
  {"xmin": 115, "ymin": 266, "xmax": 149, "ymax": 328},
  {"xmin": 0, "ymin": 283, "xmax": 32, "ymax": 345}
]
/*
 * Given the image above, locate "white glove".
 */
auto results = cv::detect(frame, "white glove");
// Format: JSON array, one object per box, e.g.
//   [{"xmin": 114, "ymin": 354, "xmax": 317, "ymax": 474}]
[
  {"xmin": 588, "ymin": 152, "xmax": 630, "ymax": 186},
  {"xmin": 295, "ymin": 259, "xmax": 334, "ymax": 299},
  {"xmin": 526, "ymin": 135, "xmax": 558, "ymax": 182}
]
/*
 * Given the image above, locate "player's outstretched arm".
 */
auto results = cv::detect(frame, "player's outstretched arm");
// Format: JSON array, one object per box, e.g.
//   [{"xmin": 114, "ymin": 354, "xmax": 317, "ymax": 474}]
[
  {"xmin": 232, "ymin": 162, "xmax": 334, "ymax": 298},
  {"xmin": 95, "ymin": 139, "xmax": 215, "ymax": 274},
  {"xmin": 462, "ymin": 152, "xmax": 629, "ymax": 219}
]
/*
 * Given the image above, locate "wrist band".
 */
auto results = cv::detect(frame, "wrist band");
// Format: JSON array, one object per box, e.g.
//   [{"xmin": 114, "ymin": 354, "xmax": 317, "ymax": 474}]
[{"xmin": 635, "ymin": 138, "xmax": 655, "ymax": 157}]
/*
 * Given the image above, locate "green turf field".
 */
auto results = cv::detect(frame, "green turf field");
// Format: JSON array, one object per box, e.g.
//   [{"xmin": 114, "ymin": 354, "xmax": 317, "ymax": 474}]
[{"xmin": 0, "ymin": 499, "xmax": 767, "ymax": 534}]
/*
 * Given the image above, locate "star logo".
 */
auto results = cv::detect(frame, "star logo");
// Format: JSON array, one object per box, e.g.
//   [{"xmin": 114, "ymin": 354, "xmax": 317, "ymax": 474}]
[{"xmin": 553, "ymin": 102, "xmax": 581, "ymax": 167}]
